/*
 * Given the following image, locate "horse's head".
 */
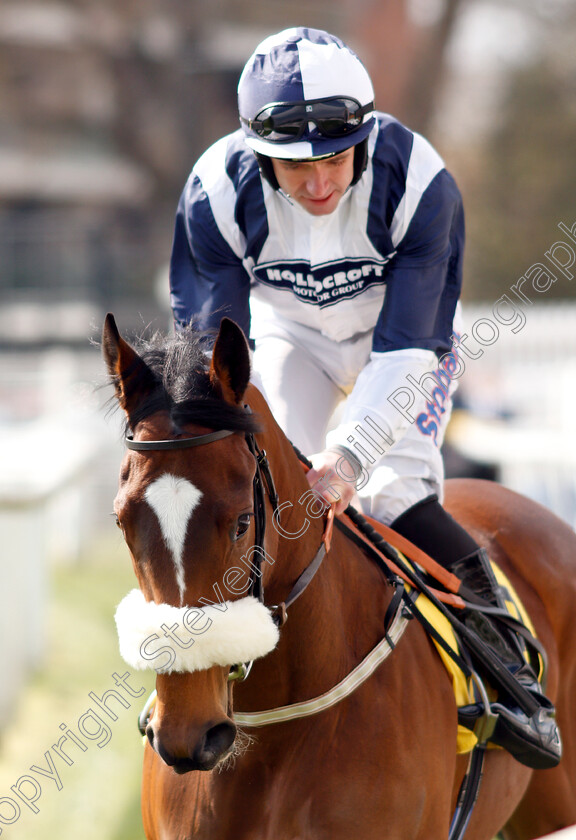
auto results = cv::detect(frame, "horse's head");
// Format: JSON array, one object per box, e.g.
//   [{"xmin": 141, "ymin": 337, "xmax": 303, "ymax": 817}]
[{"xmin": 103, "ymin": 314, "xmax": 280, "ymax": 772}]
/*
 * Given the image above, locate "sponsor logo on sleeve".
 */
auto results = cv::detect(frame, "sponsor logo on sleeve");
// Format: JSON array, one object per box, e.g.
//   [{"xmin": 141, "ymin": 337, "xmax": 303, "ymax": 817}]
[{"xmin": 415, "ymin": 348, "xmax": 461, "ymax": 445}]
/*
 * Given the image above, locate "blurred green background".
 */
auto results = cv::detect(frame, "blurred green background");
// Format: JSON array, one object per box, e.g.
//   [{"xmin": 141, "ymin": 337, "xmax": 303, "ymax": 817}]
[{"xmin": 0, "ymin": 530, "xmax": 154, "ymax": 839}]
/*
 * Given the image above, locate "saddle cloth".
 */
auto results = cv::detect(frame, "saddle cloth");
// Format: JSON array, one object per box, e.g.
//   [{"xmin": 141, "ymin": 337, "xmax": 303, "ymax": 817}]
[{"xmin": 404, "ymin": 560, "xmax": 544, "ymax": 754}]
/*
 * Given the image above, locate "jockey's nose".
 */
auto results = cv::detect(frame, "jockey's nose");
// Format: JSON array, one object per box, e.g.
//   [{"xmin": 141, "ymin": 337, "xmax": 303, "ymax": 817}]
[{"xmin": 306, "ymin": 164, "xmax": 330, "ymax": 198}]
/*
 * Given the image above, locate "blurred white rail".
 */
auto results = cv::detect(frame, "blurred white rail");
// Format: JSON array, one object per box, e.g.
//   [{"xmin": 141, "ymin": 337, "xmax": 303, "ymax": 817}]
[
  {"xmin": 453, "ymin": 302, "xmax": 576, "ymax": 528},
  {"xmin": 0, "ymin": 348, "xmax": 118, "ymax": 725}
]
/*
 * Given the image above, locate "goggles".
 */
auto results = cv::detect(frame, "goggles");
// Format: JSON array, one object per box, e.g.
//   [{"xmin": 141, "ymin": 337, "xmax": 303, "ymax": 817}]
[{"xmin": 241, "ymin": 96, "xmax": 374, "ymax": 143}]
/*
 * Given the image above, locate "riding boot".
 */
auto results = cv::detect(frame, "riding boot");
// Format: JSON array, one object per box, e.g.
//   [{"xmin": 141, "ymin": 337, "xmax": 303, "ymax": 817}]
[
  {"xmin": 450, "ymin": 547, "xmax": 562, "ymax": 769},
  {"xmin": 391, "ymin": 495, "xmax": 562, "ymax": 769}
]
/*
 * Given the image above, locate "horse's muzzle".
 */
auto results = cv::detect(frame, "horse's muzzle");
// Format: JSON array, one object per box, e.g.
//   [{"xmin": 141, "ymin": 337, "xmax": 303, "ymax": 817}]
[{"xmin": 147, "ymin": 718, "xmax": 237, "ymax": 773}]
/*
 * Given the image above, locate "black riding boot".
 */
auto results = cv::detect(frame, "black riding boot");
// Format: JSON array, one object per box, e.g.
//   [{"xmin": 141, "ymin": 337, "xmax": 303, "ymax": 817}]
[{"xmin": 391, "ymin": 496, "xmax": 562, "ymax": 769}]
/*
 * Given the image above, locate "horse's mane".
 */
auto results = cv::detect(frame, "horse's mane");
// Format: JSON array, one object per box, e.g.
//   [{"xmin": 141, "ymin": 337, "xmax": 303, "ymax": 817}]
[{"xmin": 113, "ymin": 326, "xmax": 261, "ymax": 436}]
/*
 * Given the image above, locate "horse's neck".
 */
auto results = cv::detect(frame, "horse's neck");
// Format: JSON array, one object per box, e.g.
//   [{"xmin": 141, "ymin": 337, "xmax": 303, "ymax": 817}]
[
  {"xmin": 238, "ymin": 390, "xmax": 394, "ymax": 709},
  {"xmin": 238, "ymin": 518, "xmax": 393, "ymax": 711}
]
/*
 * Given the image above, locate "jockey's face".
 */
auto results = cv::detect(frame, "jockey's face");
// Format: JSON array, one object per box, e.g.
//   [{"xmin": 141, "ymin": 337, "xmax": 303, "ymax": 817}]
[{"xmin": 271, "ymin": 148, "xmax": 355, "ymax": 216}]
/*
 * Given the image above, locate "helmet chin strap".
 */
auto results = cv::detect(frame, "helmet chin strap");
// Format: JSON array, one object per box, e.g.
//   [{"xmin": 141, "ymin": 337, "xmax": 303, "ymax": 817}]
[
  {"xmin": 352, "ymin": 137, "xmax": 369, "ymax": 184},
  {"xmin": 254, "ymin": 153, "xmax": 280, "ymax": 190}
]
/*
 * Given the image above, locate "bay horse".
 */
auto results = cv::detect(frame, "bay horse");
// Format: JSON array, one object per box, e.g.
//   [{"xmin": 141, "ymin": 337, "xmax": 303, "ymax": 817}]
[{"xmin": 103, "ymin": 313, "xmax": 576, "ymax": 840}]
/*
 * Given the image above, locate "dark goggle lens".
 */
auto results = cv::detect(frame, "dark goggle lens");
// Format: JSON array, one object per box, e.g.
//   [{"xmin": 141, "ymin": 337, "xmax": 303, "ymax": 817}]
[
  {"xmin": 258, "ymin": 108, "xmax": 302, "ymax": 138},
  {"xmin": 246, "ymin": 97, "xmax": 372, "ymax": 141}
]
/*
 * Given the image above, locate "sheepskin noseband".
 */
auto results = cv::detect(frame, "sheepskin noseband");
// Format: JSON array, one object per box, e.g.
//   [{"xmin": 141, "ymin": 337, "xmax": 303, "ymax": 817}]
[{"xmin": 115, "ymin": 589, "xmax": 280, "ymax": 674}]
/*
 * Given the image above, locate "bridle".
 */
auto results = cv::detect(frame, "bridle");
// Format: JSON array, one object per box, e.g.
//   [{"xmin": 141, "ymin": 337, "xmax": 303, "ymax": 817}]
[
  {"xmin": 124, "ymin": 415, "xmax": 332, "ymax": 676},
  {"xmin": 125, "ymin": 428, "xmax": 234, "ymax": 450},
  {"xmin": 125, "ymin": 422, "xmax": 279, "ymax": 604}
]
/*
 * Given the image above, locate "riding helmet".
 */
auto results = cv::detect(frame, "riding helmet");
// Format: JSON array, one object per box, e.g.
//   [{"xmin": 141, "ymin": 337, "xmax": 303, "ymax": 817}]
[{"xmin": 238, "ymin": 27, "xmax": 375, "ymax": 188}]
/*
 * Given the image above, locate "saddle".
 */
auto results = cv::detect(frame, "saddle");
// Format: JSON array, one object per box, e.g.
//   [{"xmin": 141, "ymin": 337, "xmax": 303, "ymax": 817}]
[
  {"xmin": 393, "ymin": 553, "xmax": 542, "ymax": 755},
  {"xmin": 335, "ymin": 507, "xmax": 554, "ymax": 766}
]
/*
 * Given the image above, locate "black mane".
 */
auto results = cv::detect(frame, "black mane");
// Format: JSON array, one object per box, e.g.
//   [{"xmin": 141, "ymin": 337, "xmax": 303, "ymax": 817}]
[{"xmin": 115, "ymin": 326, "xmax": 260, "ymax": 436}]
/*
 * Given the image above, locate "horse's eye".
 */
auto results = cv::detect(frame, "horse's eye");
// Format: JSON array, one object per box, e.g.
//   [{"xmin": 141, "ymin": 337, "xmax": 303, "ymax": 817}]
[
  {"xmin": 234, "ymin": 513, "xmax": 252, "ymax": 541},
  {"xmin": 112, "ymin": 513, "xmax": 121, "ymax": 529}
]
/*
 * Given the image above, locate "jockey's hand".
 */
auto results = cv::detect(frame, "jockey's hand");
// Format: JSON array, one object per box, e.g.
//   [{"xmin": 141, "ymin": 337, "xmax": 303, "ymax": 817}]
[{"xmin": 305, "ymin": 449, "xmax": 359, "ymax": 515}]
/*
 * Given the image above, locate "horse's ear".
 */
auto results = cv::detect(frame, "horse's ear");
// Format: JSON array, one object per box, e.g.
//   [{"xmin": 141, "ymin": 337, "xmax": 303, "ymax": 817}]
[
  {"xmin": 102, "ymin": 313, "xmax": 156, "ymax": 415},
  {"xmin": 210, "ymin": 318, "xmax": 251, "ymax": 405}
]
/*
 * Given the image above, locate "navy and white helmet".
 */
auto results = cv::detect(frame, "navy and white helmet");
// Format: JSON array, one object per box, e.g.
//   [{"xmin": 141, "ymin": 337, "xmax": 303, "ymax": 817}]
[{"xmin": 238, "ymin": 28, "xmax": 375, "ymax": 161}]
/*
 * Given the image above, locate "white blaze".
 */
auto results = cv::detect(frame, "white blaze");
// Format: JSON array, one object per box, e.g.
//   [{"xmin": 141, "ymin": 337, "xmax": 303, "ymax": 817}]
[{"xmin": 145, "ymin": 474, "xmax": 203, "ymax": 602}]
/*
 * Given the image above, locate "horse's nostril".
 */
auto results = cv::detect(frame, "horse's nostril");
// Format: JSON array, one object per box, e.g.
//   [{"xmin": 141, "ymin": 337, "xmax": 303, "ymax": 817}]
[
  {"xmin": 146, "ymin": 723, "xmax": 155, "ymax": 749},
  {"xmin": 207, "ymin": 721, "xmax": 237, "ymax": 755},
  {"xmin": 192, "ymin": 721, "xmax": 237, "ymax": 771}
]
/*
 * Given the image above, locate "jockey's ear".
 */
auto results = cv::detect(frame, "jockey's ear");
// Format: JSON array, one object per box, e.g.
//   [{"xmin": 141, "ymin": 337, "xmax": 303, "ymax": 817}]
[
  {"xmin": 210, "ymin": 318, "xmax": 251, "ymax": 405},
  {"xmin": 102, "ymin": 313, "xmax": 156, "ymax": 415}
]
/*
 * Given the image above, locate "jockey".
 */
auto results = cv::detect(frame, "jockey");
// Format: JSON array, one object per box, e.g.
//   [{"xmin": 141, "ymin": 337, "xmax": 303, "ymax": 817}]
[{"xmin": 169, "ymin": 27, "xmax": 560, "ymax": 767}]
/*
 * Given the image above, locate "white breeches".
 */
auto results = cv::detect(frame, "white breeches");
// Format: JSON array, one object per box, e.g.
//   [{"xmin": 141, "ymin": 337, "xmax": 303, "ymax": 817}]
[{"xmin": 251, "ymin": 312, "xmax": 452, "ymax": 525}]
